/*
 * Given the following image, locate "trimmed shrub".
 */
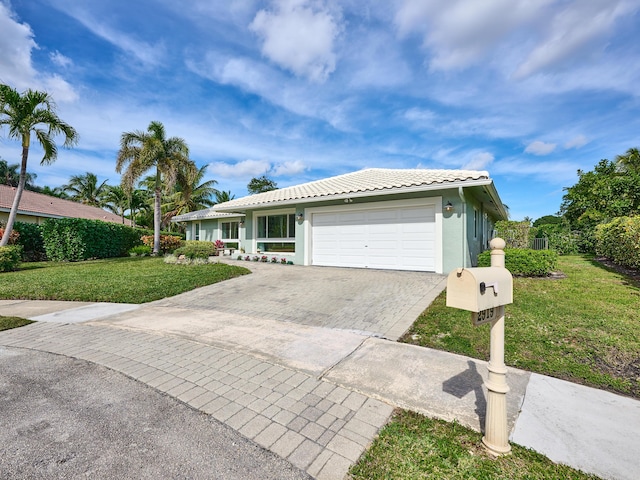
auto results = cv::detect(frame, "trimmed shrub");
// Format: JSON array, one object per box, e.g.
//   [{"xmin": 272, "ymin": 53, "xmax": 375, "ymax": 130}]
[
  {"xmin": 0, "ymin": 245, "xmax": 22, "ymax": 272},
  {"xmin": 13, "ymin": 222, "xmax": 46, "ymax": 261},
  {"xmin": 41, "ymin": 218, "xmax": 143, "ymax": 261},
  {"xmin": 478, "ymin": 248, "xmax": 558, "ymax": 276},
  {"xmin": 141, "ymin": 235, "xmax": 183, "ymax": 254},
  {"xmin": 173, "ymin": 241, "xmax": 216, "ymax": 259},
  {"xmin": 128, "ymin": 245, "xmax": 153, "ymax": 256},
  {"xmin": 595, "ymin": 216, "xmax": 640, "ymax": 269}
]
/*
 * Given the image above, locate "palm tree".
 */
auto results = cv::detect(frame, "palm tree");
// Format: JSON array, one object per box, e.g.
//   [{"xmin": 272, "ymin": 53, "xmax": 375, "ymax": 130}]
[
  {"xmin": 163, "ymin": 164, "xmax": 217, "ymax": 224},
  {"xmin": 0, "ymin": 158, "xmax": 37, "ymax": 187},
  {"xmin": 62, "ymin": 172, "xmax": 108, "ymax": 206},
  {"xmin": 102, "ymin": 185, "xmax": 129, "ymax": 224},
  {"xmin": 116, "ymin": 121, "xmax": 190, "ymax": 254},
  {"xmin": 214, "ymin": 190, "xmax": 236, "ymax": 204},
  {"xmin": 616, "ymin": 147, "xmax": 640, "ymax": 173},
  {"xmin": 0, "ymin": 84, "xmax": 78, "ymax": 246},
  {"xmin": 128, "ymin": 188, "xmax": 151, "ymax": 228}
]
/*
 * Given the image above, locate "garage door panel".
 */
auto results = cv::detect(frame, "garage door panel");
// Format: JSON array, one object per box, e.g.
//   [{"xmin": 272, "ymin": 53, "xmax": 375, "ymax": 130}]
[{"xmin": 312, "ymin": 204, "xmax": 436, "ymax": 272}]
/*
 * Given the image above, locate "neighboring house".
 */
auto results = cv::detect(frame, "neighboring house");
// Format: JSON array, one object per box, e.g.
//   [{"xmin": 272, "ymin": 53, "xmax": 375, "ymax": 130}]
[
  {"xmin": 171, "ymin": 168, "xmax": 508, "ymax": 274},
  {"xmin": 0, "ymin": 184, "xmax": 131, "ymax": 225}
]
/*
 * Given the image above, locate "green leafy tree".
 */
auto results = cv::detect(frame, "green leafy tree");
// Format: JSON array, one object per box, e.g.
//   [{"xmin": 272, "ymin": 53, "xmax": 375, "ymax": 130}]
[
  {"xmin": 62, "ymin": 172, "xmax": 109, "ymax": 206},
  {"xmin": 247, "ymin": 175, "xmax": 277, "ymax": 194},
  {"xmin": 0, "ymin": 84, "xmax": 78, "ymax": 246},
  {"xmin": 560, "ymin": 159, "xmax": 640, "ymax": 229},
  {"xmin": 164, "ymin": 164, "xmax": 217, "ymax": 223},
  {"xmin": 116, "ymin": 121, "xmax": 190, "ymax": 254},
  {"xmin": 615, "ymin": 147, "xmax": 640, "ymax": 173},
  {"xmin": 532, "ymin": 215, "xmax": 562, "ymax": 227},
  {"xmin": 560, "ymin": 158, "xmax": 640, "ymax": 253},
  {"xmin": 214, "ymin": 190, "xmax": 235, "ymax": 204}
]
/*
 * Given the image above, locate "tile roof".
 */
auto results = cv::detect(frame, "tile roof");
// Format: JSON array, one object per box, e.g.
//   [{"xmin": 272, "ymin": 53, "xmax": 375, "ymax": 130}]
[
  {"xmin": 214, "ymin": 168, "xmax": 491, "ymax": 211},
  {"xmin": 0, "ymin": 184, "xmax": 131, "ymax": 225}
]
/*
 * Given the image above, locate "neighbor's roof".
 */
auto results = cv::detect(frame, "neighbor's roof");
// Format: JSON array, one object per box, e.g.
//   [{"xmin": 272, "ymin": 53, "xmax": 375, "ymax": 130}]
[
  {"xmin": 215, "ymin": 168, "xmax": 492, "ymax": 210},
  {"xmin": 0, "ymin": 184, "xmax": 131, "ymax": 225}
]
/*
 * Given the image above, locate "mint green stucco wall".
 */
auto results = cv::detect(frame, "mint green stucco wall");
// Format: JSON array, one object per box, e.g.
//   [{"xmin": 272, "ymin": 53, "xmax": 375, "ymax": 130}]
[{"xmin": 180, "ymin": 187, "xmax": 504, "ymax": 273}]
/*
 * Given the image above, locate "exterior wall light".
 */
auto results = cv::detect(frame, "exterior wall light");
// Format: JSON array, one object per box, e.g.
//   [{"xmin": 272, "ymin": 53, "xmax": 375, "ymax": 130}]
[
  {"xmin": 444, "ymin": 201, "xmax": 454, "ymax": 213},
  {"xmin": 296, "ymin": 213, "xmax": 304, "ymax": 222},
  {"xmin": 239, "ymin": 219, "xmax": 245, "ymax": 226}
]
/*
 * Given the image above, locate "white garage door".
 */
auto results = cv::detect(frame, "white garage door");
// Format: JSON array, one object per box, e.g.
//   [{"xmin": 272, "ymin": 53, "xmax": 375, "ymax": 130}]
[{"xmin": 312, "ymin": 205, "xmax": 436, "ymax": 271}]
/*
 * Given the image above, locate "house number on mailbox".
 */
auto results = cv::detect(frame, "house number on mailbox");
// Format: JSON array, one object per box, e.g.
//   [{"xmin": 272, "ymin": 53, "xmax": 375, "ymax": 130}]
[{"xmin": 472, "ymin": 306, "xmax": 503, "ymax": 326}]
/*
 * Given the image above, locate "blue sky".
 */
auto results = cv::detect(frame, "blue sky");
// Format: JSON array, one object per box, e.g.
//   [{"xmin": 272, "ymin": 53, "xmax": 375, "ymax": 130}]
[{"xmin": 1, "ymin": 0, "xmax": 639, "ymax": 221}]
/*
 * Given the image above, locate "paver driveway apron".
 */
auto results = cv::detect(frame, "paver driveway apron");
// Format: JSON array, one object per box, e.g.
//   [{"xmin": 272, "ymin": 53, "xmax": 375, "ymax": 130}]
[{"xmin": 91, "ymin": 261, "xmax": 447, "ymax": 376}]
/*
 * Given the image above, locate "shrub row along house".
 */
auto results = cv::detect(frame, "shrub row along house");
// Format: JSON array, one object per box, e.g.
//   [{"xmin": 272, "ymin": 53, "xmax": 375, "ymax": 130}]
[
  {"xmin": 0, "ymin": 184, "xmax": 129, "ymax": 226},
  {"xmin": 172, "ymin": 168, "xmax": 507, "ymax": 274}
]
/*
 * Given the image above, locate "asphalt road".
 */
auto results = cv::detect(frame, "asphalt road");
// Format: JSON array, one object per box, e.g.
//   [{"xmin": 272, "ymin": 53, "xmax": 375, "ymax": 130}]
[{"xmin": 0, "ymin": 346, "xmax": 311, "ymax": 480}]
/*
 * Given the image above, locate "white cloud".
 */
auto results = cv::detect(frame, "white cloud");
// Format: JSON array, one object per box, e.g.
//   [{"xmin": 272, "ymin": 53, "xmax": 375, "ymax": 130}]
[
  {"xmin": 0, "ymin": 2, "xmax": 37, "ymax": 88},
  {"xmin": 514, "ymin": 0, "xmax": 636, "ymax": 79},
  {"xmin": 564, "ymin": 135, "xmax": 588, "ymax": 149},
  {"xmin": 0, "ymin": 3, "xmax": 77, "ymax": 101},
  {"xmin": 208, "ymin": 159, "xmax": 272, "ymax": 179},
  {"xmin": 50, "ymin": 51, "xmax": 73, "ymax": 68},
  {"xmin": 62, "ymin": 8, "xmax": 165, "ymax": 67},
  {"xmin": 250, "ymin": 0, "xmax": 342, "ymax": 82},
  {"xmin": 462, "ymin": 151, "xmax": 494, "ymax": 170},
  {"xmin": 394, "ymin": 0, "xmax": 548, "ymax": 71},
  {"xmin": 272, "ymin": 159, "xmax": 307, "ymax": 176},
  {"xmin": 186, "ymin": 52, "xmax": 355, "ymax": 131},
  {"xmin": 525, "ymin": 140, "xmax": 557, "ymax": 155}
]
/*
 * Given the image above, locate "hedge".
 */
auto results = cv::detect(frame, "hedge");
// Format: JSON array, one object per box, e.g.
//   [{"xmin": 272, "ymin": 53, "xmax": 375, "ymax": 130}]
[
  {"xmin": 478, "ymin": 248, "xmax": 558, "ymax": 276},
  {"xmin": 595, "ymin": 216, "xmax": 640, "ymax": 269},
  {"xmin": 13, "ymin": 222, "xmax": 46, "ymax": 261},
  {"xmin": 41, "ymin": 218, "xmax": 144, "ymax": 261}
]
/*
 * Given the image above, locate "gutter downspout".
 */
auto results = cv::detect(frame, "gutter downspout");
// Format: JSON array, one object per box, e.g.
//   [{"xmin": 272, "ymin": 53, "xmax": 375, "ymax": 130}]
[{"xmin": 458, "ymin": 186, "xmax": 467, "ymax": 268}]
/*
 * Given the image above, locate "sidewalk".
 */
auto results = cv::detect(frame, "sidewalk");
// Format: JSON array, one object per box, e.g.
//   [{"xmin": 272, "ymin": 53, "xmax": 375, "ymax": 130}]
[{"xmin": 1, "ymin": 300, "xmax": 639, "ymax": 480}]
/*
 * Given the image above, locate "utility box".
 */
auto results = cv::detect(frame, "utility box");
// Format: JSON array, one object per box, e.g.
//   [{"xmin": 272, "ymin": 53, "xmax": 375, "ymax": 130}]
[{"xmin": 446, "ymin": 267, "xmax": 513, "ymax": 312}]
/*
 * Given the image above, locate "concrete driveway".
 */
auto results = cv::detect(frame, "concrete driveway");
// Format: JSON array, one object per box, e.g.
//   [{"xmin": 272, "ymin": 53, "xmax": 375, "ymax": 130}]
[{"xmin": 91, "ymin": 261, "xmax": 447, "ymax": 376}]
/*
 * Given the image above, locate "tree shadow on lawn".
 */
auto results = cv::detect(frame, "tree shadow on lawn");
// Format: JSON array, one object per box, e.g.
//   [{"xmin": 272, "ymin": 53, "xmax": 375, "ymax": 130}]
[{"xmin": 588, "ymin": 257, "xmax": 640, "ymax": 290}]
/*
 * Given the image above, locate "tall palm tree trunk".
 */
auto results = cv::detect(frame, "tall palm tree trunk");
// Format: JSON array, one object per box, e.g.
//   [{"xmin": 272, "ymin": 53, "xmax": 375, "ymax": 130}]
[
  {"xmin": 0, "ymin": 144, "xmax": 29, "ymax": 246},
  {"xmin": 154, "ymin": 186, "xmax": 162, "ymax": 254}
]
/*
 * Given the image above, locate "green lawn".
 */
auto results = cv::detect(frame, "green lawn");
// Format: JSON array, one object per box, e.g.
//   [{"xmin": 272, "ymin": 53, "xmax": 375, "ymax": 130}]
[
  {"xmin": 351, "ymin": 255, "xmax": 636, "ymax": 480},
  {"xmin": 401, "ymin": 255, "xmax": 639, "ymax": 398},
  {"xmin": 0, "ymin": 316, "xmax": 34, "ymax": 331},
  {"xmin": 0, "ymin": 257, "xmax": 250, "ymax": 304},
  {"xmin": 350, "ymin": 411, "xmax": 599, "ymax": 480}
]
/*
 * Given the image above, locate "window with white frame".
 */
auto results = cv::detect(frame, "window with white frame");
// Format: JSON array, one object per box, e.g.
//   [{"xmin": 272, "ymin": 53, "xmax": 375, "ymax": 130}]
[
  {"xmin": 194, "ymin": 222, "xmax": 200, "ymax": 241},
  {"xmin": 256, "ymin": 213, "xmax": 296, "ymax": 252},
  {"xmin": 220, "ymin": 221, "xmax": 239, "ymax": 249}
]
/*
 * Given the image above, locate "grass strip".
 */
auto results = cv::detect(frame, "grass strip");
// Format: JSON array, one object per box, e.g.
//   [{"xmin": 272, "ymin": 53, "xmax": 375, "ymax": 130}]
[
  {"xmin": 0, "ymin": 316, "xmax": 34, "ymax": 331},
  {"xmin": 0, "ymin": 257, "xmax": 250, "ymax": 304},
  {"xmin": 401, "ymin": 255, "xmax": 640, "ymax": 398},
  {"xmin": 350, "ymin": 410, "xmax": 599, "ymax": 480}
]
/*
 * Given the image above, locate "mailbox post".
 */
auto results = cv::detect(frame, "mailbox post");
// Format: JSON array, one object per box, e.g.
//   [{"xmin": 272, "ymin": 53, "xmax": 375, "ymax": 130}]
[{"xmin": 446, "ymin": 238, "xmax": 512, "ymax": 456}]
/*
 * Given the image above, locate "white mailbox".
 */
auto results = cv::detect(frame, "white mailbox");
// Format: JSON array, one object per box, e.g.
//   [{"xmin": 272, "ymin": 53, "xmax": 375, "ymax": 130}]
[{"xmin": 446, "ymin": 267, "xmax": 513, "ymax": 313}]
